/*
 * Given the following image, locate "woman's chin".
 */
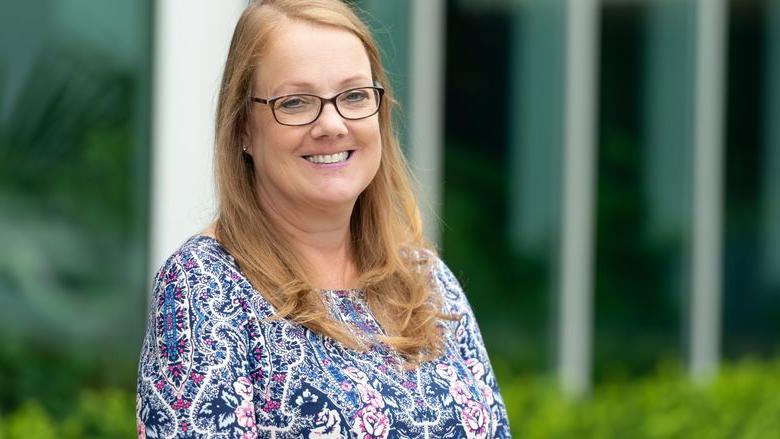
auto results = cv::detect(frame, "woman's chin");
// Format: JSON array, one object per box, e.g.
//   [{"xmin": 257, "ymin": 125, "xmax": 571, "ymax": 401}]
[{"xmin": 306, "ymin": 190, "xmax": 361, "ymax": 211}]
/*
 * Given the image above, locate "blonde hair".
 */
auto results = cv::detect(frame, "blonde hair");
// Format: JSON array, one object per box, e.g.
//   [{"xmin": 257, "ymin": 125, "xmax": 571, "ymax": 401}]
[{"xmin": 213, "ymin": 0, "xmax": 450, "ymax": 364}]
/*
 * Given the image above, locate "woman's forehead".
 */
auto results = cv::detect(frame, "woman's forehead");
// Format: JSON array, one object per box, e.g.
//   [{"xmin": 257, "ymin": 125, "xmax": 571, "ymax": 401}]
[{"xmin": 255, "ymin": 20, "xmax": 372, "ymax": 96}]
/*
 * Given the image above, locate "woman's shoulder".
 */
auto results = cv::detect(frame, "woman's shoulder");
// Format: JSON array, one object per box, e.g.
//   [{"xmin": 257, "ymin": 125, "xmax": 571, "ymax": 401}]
[
  {"xmin": 152, "ymin": 235, "xmax": 248, "ymax": 299},
  {"xmin": 156, "ymin": 234, "xmax": 229, "ymax": 271},
  {"xmin": 430, "ymin": 256, "xmax": 473, "ymax": 314},
  {"xmin": 403, "ymin": 246, "xmax": 471, "ymax": 314}
]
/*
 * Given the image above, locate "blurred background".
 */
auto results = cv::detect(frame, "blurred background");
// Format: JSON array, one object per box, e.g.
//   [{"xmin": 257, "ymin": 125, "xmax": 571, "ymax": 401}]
[{"xmin": 1, "ymin": 0, "xmax": 778, "ymax": 437}]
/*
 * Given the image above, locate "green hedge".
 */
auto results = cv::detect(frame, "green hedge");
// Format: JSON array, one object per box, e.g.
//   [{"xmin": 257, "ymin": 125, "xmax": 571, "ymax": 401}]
[
  {"xmin": 1, "ymin": 358, "xmax": 778, "ymax": 438},
  {"xmin": 503, "ymin": 358, "xmax": 780, "ymax": 438},
  {"xmin": 0, "ymin": 389, "xmax": 135, "ymax": 439}
]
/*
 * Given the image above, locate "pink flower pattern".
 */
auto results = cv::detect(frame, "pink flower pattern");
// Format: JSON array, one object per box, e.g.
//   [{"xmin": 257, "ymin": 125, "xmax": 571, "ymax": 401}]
[
  {"xmin": 352, "ymin": 404, "xmax": 390, "ymax": 439},
  {"xmin": 236, "ymin": 400, "xmax": 257, "ymax": 428},
  {"xmin": 435, "ymin": 364, "xmax": 458, "ymax": 382},
  {"xmin": 356, "ymin": 383, "xmax": 385, "ymax": 408},
  {"xmin": 449, "ymin": 380, "xmax": 472, "ymax": 405},
  {"xmin": 460, "ymin": 399, "xmax": 490, "ymax": 439},
  {"xmin": 233, "ymin": 376, "xmax": 253, "ymax": 400},
  {"xmin": 465, "ymin": 358, "xmax": 486, "ymax": 380}
]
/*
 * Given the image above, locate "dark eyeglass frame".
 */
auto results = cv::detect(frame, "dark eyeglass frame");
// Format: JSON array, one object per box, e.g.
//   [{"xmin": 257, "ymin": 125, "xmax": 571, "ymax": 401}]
[{"xmin": 249, "ymin": 85, "xmax": 385, "ymax": 126}]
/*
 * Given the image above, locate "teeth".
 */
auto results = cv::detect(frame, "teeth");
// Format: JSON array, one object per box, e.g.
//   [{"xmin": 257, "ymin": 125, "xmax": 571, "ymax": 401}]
[{"xmin": 304, "ymin": 151, "xmax": 349, "ymax": 164}]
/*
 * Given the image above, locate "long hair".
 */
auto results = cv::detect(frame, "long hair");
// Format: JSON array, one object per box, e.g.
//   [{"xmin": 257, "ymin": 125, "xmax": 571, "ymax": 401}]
[{"xmin": 213, "ymin": 0, "xmax": 449, "ymax": 364}]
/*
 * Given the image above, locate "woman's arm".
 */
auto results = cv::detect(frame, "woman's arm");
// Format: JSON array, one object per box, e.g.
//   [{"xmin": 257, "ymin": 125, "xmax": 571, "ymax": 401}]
[
  {"xmin": 434, "ymin": 258, "xmax": 512, "ymax": 438},
  {"xmin": 136, "ymin": 246, "xmax": 260, "ymax": 438}
]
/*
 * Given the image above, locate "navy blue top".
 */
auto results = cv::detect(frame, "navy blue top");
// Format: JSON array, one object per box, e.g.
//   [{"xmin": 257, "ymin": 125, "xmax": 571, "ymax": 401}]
[{"xmin": 136, "ymin": 235, "xmax": 510, "ymax": 438}]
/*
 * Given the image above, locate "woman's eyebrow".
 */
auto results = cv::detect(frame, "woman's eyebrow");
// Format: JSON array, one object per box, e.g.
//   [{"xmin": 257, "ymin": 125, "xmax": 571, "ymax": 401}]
[
  {"xmin": 271, "ymin": 75, "xmax": 372, "ymax": 96},
  {"xmin": 336, "ymin": 74, "xmax": 372, "ymax": 86}
]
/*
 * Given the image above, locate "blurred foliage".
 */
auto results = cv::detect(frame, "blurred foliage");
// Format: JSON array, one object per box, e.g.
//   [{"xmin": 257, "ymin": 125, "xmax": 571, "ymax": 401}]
[
  {"xmin": 0, "ymin": 44, "xmax": 137, "ymax": 224},
  {"xmin": 0, "ymin": 336, "xmax": 137, "ymax": 419},
  {"xmin": 0, "ymin": 38, "xmax": 147, "ymax": 345},
  {"xmin": 442, "ymin": 134, "xmax": 686, "ymax": 379},
  {"xmin": 0, "ymin": 25, "xmax": 147, "ymax": 434},
  {"xmin": 0, "ymin": 389, "xmax": 135, "ymax": 439},
  {"xmin": 591, "ymin": 129, "xmax": 682, "ymax": 380},
  {"xmin": 500, "ymin": 357, "xmax": 780, "ymax": 438}
]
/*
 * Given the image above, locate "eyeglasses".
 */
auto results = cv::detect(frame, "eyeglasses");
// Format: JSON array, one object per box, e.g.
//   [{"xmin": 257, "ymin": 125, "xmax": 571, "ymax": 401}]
[{"xmin": 250, "ymin": 86, "xmax": 384, "ymax": 126}]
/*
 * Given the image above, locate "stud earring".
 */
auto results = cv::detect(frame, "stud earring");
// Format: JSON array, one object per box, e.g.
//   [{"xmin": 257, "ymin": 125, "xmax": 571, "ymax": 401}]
[{"xmin": 242, "ymin": 144, "xmax": 248, "ymax": 152}]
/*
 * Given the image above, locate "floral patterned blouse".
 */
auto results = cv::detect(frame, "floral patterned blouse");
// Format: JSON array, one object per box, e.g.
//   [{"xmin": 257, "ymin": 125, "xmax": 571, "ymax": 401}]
[{"xmin": 136, "ymin": 235, "xmax": 510, "ymax": 438}]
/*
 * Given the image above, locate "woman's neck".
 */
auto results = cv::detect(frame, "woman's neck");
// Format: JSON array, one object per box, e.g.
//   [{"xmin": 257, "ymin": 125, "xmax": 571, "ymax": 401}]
[{"xmin": 256, "ymin": 186, "xmax": 359, "ymax": 290}]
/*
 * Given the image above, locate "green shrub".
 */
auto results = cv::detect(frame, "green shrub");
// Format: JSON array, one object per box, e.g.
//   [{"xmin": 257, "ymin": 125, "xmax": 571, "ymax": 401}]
[
  {"xmin": 1, "ymin": 401, "xmax": 59, "ymax": 439},
  {"xmin": 0, "ymin": 390, "xmax": 135, "ymax": 439},
  {"xmin": 503, "ymin": 358, "xmax": 780, "ymax": 438},
  {"xmin": 60, "ymin": 389, "xmax": 136, "ymax": 439}
]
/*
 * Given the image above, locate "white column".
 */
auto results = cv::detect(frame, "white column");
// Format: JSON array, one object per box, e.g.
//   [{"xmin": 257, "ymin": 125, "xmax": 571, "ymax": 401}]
[
  {"xmin": 689, "ymin": 0, "xmax": 727, "ymax": 384},
  {"xmin": 150, "ymin": 0, "xmax": 245, "ymax": 271},
  {"xmin": 408, "ymin": 0, "xmax": 446, "ymax": 246},
  {"xmin": 558, "ymin": 0, "xmax": 600, "ymax": 398}
]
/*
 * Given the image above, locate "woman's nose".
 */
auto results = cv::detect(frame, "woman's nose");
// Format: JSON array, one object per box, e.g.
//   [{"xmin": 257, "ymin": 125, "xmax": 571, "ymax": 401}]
[{"xmin": 311, "ymin": 102, "xmax": 348, "ymax": 138}]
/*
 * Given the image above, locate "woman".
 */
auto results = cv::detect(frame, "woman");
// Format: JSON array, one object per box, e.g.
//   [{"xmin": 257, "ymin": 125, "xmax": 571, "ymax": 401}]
[{"xmin": 136, "ymin": 0, "xmax": 510, "ymax": 437}]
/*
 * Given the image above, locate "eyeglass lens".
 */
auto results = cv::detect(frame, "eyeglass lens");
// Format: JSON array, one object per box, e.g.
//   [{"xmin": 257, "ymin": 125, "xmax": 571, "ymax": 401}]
[{"xmin": 272, "ymin": 87, "xmax": 380, "ymax": 126}]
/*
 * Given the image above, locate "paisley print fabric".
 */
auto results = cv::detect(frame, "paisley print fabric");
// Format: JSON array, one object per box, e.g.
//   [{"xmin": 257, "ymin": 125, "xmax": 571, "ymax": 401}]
[{"xmin": 136, "ymin": 236, "xmax": 510, "ymax": 438}]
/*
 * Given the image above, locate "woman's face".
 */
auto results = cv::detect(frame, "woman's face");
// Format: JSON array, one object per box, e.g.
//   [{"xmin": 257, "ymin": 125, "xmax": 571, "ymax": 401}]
[{"xmin": 246, "ymin": 20, "xmax": 382, "ymax": 215}]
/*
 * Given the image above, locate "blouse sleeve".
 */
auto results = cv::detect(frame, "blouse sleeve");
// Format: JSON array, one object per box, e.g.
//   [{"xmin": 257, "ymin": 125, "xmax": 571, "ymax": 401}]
[
  {"xmin": 136, "ymin": 247, "xmax": 259, "ymax": 438},
  {"xmin": 433, "ymin": 257, "xmax": 512, "ymax": 438}
]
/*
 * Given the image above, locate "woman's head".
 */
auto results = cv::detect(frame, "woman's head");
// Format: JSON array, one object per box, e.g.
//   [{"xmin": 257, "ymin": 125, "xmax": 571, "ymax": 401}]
[
  {"xmin": 245, "ymin": 18, "xmax": 382, "ymax": 214},
  {"xmin": 215, "ymin": 0, "xmax": 398, "ymax": 216},
  {"xmin": 214, "ymin": 0, "xmax": 448, "ymax": 364}
]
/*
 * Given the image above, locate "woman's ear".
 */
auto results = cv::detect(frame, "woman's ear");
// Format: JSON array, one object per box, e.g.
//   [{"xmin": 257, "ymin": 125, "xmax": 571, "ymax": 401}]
[{"xmin": 240, "ymin": 123, "xmax": 252, "ymax": 156}]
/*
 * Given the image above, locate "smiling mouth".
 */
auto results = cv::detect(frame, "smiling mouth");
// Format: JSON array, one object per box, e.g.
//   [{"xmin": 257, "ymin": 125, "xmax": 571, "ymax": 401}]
[{"xmin": 303, "ymin": 150, "xmax": 354, "ymax": 164}]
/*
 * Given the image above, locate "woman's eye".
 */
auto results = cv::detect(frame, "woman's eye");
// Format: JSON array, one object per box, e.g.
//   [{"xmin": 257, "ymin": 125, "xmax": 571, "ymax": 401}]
[
  {"xmin": 277, "ymin": 95, "xmax": 318, "ymax": 113},
  {"xmin": 343, "ymin": 90, "xmax": 368, "ymax": 102},
  {"xmin": 279, "ymin": 97, "xmax": 307, "ymax": 109}
]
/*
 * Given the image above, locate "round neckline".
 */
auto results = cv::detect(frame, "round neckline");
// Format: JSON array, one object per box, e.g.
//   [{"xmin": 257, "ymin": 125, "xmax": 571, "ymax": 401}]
[{"xmin": 322, "ymin": 288, "xmax": 364, "ymax": 295}]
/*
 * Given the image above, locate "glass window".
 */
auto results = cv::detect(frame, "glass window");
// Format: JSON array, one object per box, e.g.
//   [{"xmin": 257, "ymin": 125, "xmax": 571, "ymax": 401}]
[{"xmin": 722, "ymin": 0, "xmax": 780, "ymax": 359}]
